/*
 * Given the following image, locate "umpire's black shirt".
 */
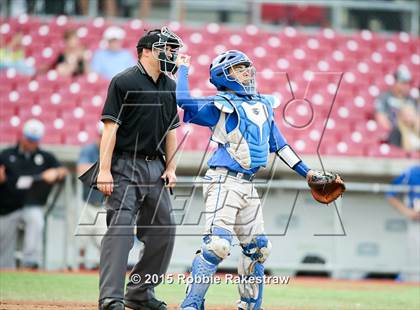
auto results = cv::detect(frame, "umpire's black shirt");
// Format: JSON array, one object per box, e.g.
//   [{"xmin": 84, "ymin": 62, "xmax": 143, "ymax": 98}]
[{"xmin": 101, "ymin": 62, "xmax": 180, "ymax": 156}]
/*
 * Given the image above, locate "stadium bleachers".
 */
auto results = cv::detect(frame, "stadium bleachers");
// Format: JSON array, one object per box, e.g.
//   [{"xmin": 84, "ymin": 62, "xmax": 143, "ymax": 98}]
[{"xmin": 0, "ymin": 15, "xmax": 419, "ymax": 158}]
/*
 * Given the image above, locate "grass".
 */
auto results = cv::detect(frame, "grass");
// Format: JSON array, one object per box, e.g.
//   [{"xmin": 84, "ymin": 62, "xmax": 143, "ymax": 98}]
[{"xmin": 0, "ymin": 271, "xmax": 419, "ymax": 310}]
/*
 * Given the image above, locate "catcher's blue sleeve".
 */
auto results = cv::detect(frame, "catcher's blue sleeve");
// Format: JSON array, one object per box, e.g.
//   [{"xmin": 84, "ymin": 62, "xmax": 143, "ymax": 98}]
[
  {"xmin": 176, "ymin": 65, "xmax": 220, "ymax": 127},
  {"xmin": 269, "ymin": 121, "xmax": 286, "ymax": 153},
  {"xmin": 269, "ymin": 121, "xmax": 310, "ymax": 178}
]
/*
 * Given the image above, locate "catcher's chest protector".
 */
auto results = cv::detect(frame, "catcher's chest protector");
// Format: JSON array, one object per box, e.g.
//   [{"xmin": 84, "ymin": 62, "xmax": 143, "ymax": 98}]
[{"xmin": 211, "ymin": 94, "xmax": 273, "ymax": 170}]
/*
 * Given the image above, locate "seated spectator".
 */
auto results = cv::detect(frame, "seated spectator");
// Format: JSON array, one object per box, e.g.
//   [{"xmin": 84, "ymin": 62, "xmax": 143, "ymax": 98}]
[
  {"xmin": 0, "ymin": 31, "xmax": 35, "ymax": 76},
  {"xmin": 393, "ymin": 102, "xmax": 420, "ymax": 152},
  {"xmin": 0, "ymin": 119, "xmax": 68, "ymax": 269},
  {"xmin": 53, "ymin": 29, "xmax": 89, "ymax": 77},
  {"xmin": 91, "ymin": 26, "xmax": 136, "ymax": 80},
  {"xmin": 375, "ymin": 65, "xmax": 418, "ymax": 145}
]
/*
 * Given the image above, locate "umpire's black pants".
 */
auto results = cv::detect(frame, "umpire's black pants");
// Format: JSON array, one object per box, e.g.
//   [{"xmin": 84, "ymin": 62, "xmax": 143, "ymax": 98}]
[{"xmin": 99, "ymin": 153, "xmax": 175, "ymax": 307}]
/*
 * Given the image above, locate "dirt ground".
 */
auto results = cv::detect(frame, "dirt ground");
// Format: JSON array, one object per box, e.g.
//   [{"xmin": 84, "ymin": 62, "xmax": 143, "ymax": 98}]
[{"xmin": 0, "ymin": 301, "xmax": 241, "ymax": 310}]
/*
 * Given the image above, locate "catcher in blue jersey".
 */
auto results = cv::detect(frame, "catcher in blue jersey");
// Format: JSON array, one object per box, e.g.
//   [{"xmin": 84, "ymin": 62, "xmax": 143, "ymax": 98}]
[{"xmin": 175, "ymin": 50, "xmax": 345, "ymax": 310}]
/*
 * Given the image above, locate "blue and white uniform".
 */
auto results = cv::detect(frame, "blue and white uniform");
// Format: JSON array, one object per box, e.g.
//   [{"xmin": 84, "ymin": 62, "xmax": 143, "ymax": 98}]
[
  {"xmin": 176, "ymin": 50, "xmax": 311, "ymax": 310},
  {"xmin": 177, "ymin": 65, "xmax": 309, "ymax": 177}
]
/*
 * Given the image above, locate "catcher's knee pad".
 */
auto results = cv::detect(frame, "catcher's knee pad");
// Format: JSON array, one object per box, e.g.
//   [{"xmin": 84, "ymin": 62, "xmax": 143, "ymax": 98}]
[
  {"xmin": 202, "ymin": 226, "xmax": 233, "ymax": 265},
  {"xmin": 241, "ymin": 234, "xmax": 272, "ymax": 263},
  {"xmin": 237, "ymin": 235, "xmax": 272, "ymax": 310},
  {"xmin": 180, "ymin": 227, "xmax": 232, "ymax": 310}
]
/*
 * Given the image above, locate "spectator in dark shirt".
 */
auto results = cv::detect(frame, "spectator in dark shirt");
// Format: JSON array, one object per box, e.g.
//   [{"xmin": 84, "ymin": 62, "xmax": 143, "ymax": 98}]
[
  {"xmin": 53, "ymin": 29, "xmax": 89, "ymax": 77},
  {"xmin": 0, "ymin": 119, "xmax": 68, "ymax": 269}
]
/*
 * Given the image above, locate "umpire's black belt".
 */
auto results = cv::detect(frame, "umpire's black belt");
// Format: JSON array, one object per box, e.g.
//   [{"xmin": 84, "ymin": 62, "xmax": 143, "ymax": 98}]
[
  {"xmin": 115, "ymin": 151, "xmax": 159, "ymax": 161},
  {"xmin": 211, "ymin": 167, "xmax": 255, "ymax": 181}
]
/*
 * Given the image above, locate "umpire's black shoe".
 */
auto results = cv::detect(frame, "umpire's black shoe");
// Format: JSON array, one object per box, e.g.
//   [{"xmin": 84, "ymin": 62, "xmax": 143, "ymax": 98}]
[
  {"xmin": 99, "ymin": 298, "xmax": 125, "ymax": 310},
  {"xmin": 125, "ymin": 298, "xmax": 167, "ymax": 310}
]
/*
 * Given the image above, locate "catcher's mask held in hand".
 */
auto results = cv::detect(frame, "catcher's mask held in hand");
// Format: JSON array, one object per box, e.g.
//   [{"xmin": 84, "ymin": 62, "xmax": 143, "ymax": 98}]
[
  {"xmin": 308, "ymin": 171, "xmax": 346, "ymax": 204},
  {"xmin": 137, "ymin": 27, "xmax": 183, "ymax": 75}
]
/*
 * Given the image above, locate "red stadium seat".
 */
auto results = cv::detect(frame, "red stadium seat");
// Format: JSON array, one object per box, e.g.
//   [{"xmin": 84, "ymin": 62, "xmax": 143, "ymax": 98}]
[
  {"xmin": 36, "ymin": 75, "xmax": 72, "ymax": 92},
  {"xmin": 42, "ymin": 131, "xmax": 63, "ymax": 144},
  {"xmin": 291, "ymin": 138, "xmax": 319, "ymax": 155},
  {"xmin": 2, "ymin": 72, "xmax": 31, "ymax": 87},
  {"xmin": 0, "ymin": 131, "xmax": 19, "ymax": 144},
  {"xmin": 261, "ymin": 4, "xmax": 289, "ymax": 23},
  {"xmin": 0, "ymin": 120, "xmax": 20, "ymax": 143},
  {"xmin": 18, "ymin": 107, "xmax": 57, "ymax": 123},
  {"xmin": 8, "ymin": 15, "xmax": 41, "ymax": 33},
  {"xmin": 291, "ymin": 5, "xmax": 326, "ymax": 26},
  {"xmin": 45, "ymin": 118, "xmax": 80, "ymax": 133},
  {"xmin": 367, "ymin": 144, "xmax": 407, "ymax": 158},
  {"xmin": 0, "ymin": 82, "xmax": 14, "ymax": 94},
  {"xmin": 407, "ymin": 150, "xmax": 420, "ymax": 160},
  {"xmin": 0, "ymin": 104, "xmax": 15, "ymax": 119},
  {"xmin": 322, "ymin": 141, "xmax": 366, "ymax": 156}
]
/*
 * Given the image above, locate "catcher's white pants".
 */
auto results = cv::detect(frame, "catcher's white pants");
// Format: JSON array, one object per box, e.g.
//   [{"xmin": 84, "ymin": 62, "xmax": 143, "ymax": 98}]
[{"xmin": 202, "ymin": 168, "xmax": 265, "ymax": 244}]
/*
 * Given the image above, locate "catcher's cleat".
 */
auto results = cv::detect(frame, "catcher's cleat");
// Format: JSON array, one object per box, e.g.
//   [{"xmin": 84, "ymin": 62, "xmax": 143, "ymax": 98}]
[
  {"xmin": 99, "ymin": 298, "xmax": 125, "ymax": 310},
  {"xmin": 180, "ymin": 304, "xmax": 204, "ymax": 310},
  {"xmin": 237, "ymin": 300, "xmax": 264, "ymax": 310},
  {"xmin": 180, "ymin": 298, "xmax": 205, "ymax": 310}
]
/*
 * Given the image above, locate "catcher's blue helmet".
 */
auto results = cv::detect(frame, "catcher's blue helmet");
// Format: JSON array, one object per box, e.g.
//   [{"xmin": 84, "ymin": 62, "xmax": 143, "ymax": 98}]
[{"xmin": 209, "ymin": 50, "xmax": 256, "ymax": 95}]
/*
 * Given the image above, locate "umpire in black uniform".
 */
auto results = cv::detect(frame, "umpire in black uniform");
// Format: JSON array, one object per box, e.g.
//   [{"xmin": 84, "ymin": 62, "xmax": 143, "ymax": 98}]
[{"xmin": 95, "ymin": 27, "xmax": 182, "ymax": 310}]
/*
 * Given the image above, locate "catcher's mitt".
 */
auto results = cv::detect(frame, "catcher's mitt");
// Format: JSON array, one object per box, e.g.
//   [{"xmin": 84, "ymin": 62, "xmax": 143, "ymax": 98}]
[{"xmin": 307, "ymin": 171, "xmax": 345, "ymax": 204}]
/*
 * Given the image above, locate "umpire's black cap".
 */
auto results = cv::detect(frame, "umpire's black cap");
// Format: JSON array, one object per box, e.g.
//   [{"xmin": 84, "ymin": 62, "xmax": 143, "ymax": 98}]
[
  {"xmin": 136, "ymin": 27, "xmax": 182, "ymax": 54},
  {"xmin": 136, "ymin": 29, "xmax": 161, "ymax": 51}
]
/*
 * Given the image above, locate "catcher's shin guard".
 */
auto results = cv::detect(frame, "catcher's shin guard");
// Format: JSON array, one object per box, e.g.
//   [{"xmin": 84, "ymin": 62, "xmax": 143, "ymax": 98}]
[
  {"xmin": 181, "ymin": 226, "xmax": 232, "ymax": 310},
  {"xmin": 237, "ymin": 235, "xmax": 272, "ymax": 310}
]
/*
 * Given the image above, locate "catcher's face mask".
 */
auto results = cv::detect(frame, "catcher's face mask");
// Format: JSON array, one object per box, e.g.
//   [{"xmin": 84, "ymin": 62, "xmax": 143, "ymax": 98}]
[
  {"xmin": 224, "ymin": 60, "xmax": 256, "ymax": 95},
  {"xmin": 152, "ymin": 27, "xmax": 183, "ymax": 75},
  {"xmin": 210, "ymin": 50, "xmax": 257, "ymax": 96},
  {"xmin": 227, "ymin": 62, "xmax": 256, "ymax": 93}
]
